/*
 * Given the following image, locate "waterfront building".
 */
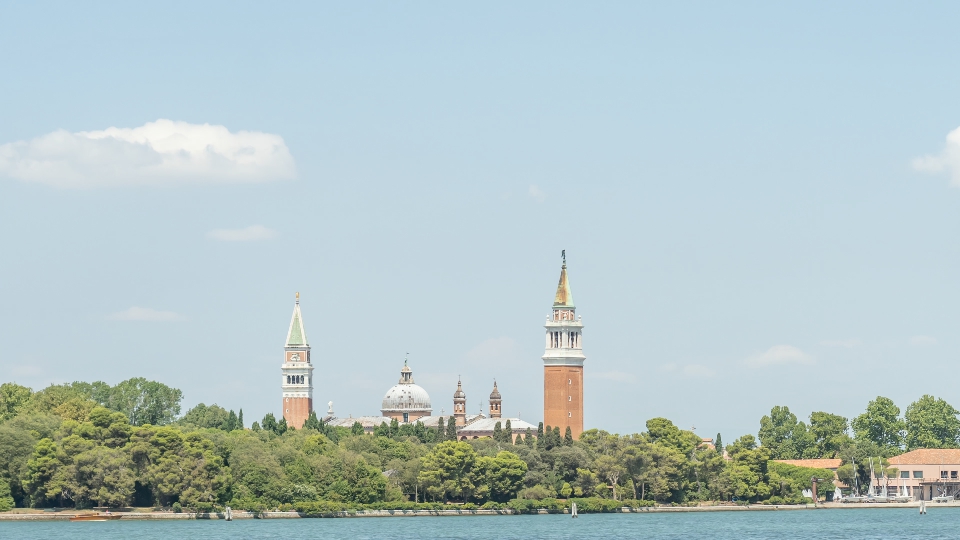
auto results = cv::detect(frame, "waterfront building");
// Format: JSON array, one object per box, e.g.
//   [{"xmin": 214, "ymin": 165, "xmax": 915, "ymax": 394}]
[
  {"xmin": 542, "ymin": 252, "xmax": 585, "ymax": 439},
  {"xmin": 281, "ymin": 292, "xmax": 314, "ymax": 429},
  {"xmin": 888, "ymin": 449, "xmax": 960, "ymax": 500}
]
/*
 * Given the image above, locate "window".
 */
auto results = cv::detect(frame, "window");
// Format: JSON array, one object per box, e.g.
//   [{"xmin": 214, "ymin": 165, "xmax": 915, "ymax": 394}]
[
  {"xmin": 941, "ymin": 471, "xmax": 948, "ymax": 479},
  {"xmin": 900, "ymin": 471, "xmax": 909, "ymax": 478},
  {"xmin": 914, "ymin": 471, "xmax": 923, "ymax": 478},
  {"xmin": 568, "ymin": 396, "xmax": 572, "ymax": 401},
  {"xmin": 403, "ymin": 413, "xmax": 409, "ymax": 423},
  {"xmin": 568, "ymin": 379, "xmax": 572, "ymax": 384},
  {"xmin": 952, "ymin": 471, "xmax": 958, "ymax": 479},
  {"xmin": 568, "ymin": 412, "xmax": 572, "ymax": 417}
]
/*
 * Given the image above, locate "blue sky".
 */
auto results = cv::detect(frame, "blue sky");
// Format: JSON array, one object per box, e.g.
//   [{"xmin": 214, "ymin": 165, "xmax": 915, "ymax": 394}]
[{"xmin": 2, "ymin": 2, "xmax": 960, "ymax": 440}]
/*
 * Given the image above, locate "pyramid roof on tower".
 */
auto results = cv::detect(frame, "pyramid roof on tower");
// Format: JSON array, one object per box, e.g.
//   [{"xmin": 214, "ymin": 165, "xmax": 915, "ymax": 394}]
[{"xmin": 286, "ymin": 294, "xmax": 309, "ymax": 347}]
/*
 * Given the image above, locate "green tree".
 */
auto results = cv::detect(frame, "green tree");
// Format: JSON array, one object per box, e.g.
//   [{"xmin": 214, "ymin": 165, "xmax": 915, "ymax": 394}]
[
  {"xmin": 504, "ymin": 420, "xmax": 513, "ymax": 444},
  {"xmin": 446, "ymin": 417, "xmax": 458, "ymax": 441},
  {"xmin": 238, "ymin": 409, "xmax": 244, "ymax": 429},
  {"xmin": 537, "ymin": 422, "xmax": 544, "ymax": 440},
  {"xmin": 261, "ymin": 413, "xmax": 278, "ymax": 434},
  {"xmin": 225, "ymin": 410, "xmax": 239, "ymax": 431},
  {"xmin": 0, "ymin": 383, "xmax": 32, "ymax": 422},
  {"xmin": 809, "ymin": 411, "xmax": 850, "ymax": 458},
  {"xmin": 475, "ymin": 451, "xmax": 527, "ymax": 502},
  {"xmin": 758, "ymin": 406, "xmax": 815, "ymax": 459},
  {"xmin": 715, "ymin": 433, "xmax": 722, "ymax": 454},
  {"xmin": 302, "ymin": 411, "xmax": 322, "ymax": 431},
  {"xmin": 851, "ymin": 396, "xmax": 905, "ymax": 454},
  {"xmin": 593, "ymin": 454, "xmax": 626, "ymax": 500},
  {"xmin": 492, "ymin": 421, "xmax": 503, "ymax": 444},
  {"xmin": 107, "ymin": 378, "xmax": 182, "ymax": 426},
  {"xmin": 72, "ymin": 446, "xmax": 136, "ymax": 507},
  {"xmin": 564, "ymin": 426, "xmax": 574, "ymax": 445},
  {"xmin": 418, "ymin": 441, "xmax": 477, "ymax": 502},
  {"xmin": 351, "ymin": 421, "xmax": 364, "ymax": 436},
  {"xmin": 904, "ymin": 394, "xmax": 960, "ymax": 450}
]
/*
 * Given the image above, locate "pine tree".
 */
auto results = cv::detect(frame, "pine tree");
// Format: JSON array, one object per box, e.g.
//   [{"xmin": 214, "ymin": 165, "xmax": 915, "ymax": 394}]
[
  {"xmin": 493, "ymin": 421, "xmax": 503, "ymax": 443},
  {"xmin": 238, "ymin": 409, "xmax": 244, "ymax": 429},
  {"xmin": 447, "ymin": 416, "xmax": 458, "ymax": 441},
  {"xmin": 564, "ymin": 426, "xmax": 573, "ymax": 445},
  {"xmin": 715, "ymin": 433, "xmax": 723, "ymax": 454},
  {"xmin": 390, "ymin": 418, "xmax": 400, "ymax": 438},
  {"xmin": 504, "ymin": 419, "xmax": 513, "ymax": 444},
  {"xmin": 375, "ymin": 421, "xmax": 389, "ymax": 437},
  {"xmin": 251, "ymin": 421, "xmax": 261, "ymax": 432}
]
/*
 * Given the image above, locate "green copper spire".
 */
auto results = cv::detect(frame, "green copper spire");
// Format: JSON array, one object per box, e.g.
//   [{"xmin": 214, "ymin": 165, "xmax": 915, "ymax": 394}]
[
  {"xmin": 285, "ymin": 292, "xmax": 309, "ymax": 347},
  {"xmin": 553, "ymin": 251, "xmax": 575, "ymax": 308}
]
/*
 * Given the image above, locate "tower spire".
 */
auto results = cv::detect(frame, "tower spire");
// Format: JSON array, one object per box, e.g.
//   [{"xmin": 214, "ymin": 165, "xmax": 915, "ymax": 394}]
[{"xmin": 554, "ymin": 252, "xmax": 574, "ymax": 308}]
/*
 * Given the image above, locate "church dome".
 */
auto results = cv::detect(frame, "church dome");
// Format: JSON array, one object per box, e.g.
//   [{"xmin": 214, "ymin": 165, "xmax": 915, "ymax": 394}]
[
  {"xmin": 380, "ymin": 359, "xmax": 432, "ymax": 415},
  {"xmin": 381, "ymin": 383, "xmax": 432, "ymax": 413},
  {"xmin": 453, "ymin": 379, "xmax": 465, "ymax": 400}
]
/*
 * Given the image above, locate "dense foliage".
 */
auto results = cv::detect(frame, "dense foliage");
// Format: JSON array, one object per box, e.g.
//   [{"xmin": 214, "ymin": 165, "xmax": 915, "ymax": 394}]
[{"xmin": 1, "ymin": 381, "xmax": 956, "ymax": 510}]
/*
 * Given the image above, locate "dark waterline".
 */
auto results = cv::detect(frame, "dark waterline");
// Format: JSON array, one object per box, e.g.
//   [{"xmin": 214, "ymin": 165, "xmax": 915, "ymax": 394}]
[{"xmin": 1, "ymin": 509, "xmax": 955, "ymax": 540}]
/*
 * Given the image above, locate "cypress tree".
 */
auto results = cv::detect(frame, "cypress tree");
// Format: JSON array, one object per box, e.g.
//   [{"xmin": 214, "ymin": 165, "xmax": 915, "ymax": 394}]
[
  {"xmin": 447, "ymin": 416, "xmax": 458, "ymax": 441},
  {"xmin": 524, "ymin": 427, "xmax": 534, "ymax": 447},
  {"xmin": 715, "ymin": 433, "xmax": 723, "ymax": 454},
  {"xmin": 238, "ymin": 409, "xmax": 244, "ymax": 429},
  {"xmin": 553, "ymin": 426, "xmax": 561, "ymax": 445},
  {"xmin": 504, "ymin": 419, "xmax": 513, "ymax": 444},
  {"xmin": 493, "ymin": 421, "xmax": 503, "ymax": 443},
  {"xmin": 537, "ymin": 422, "xmax": 544, "ymax": 440},
  {"xmin": 564, "ymin": 426, "xmax": 573, "ymax": 445},
  {"xmin": 225, "ymin": 410, "xmax": 238, "ymax": 431},
  {"xmin": 277, "ymin": 417, "xmax": 288, "ymax": 435}
]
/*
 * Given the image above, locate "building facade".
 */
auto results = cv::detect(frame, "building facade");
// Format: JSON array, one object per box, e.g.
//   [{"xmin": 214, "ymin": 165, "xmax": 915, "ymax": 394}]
[
  {"xmin": 542, "ymin": 253, "xmax": 585, "ymax": 439},
  {"xmin": 282, "ymin": 292, "xmax": 314, "ymax": 429}
]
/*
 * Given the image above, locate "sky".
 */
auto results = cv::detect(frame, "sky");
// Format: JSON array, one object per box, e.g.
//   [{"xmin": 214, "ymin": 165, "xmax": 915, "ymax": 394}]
[{"xmin": 2, "ymin": 1, "xmax": 960, "ymax": 441}]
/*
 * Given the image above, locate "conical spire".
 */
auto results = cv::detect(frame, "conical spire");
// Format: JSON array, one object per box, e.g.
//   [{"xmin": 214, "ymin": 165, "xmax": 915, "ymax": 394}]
[
  {"xmin": 285, "ymin": 292, "xmax": 309, "ymax": 347},
  {"xmin": 553, "ymin": 251, "xmax": 575, "ymax": 308}
]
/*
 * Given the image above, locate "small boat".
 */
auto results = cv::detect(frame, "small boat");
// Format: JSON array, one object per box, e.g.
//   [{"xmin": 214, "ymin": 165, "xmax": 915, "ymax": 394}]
[{"xmin": 70, "ymin": 513, "xmax": 122, "ymax": 522}]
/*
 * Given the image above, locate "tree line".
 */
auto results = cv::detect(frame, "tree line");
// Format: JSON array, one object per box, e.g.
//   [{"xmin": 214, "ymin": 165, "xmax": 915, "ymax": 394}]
[{"xmin": 3, "ymin": 380, "xmax": 953, "ymax": 511}]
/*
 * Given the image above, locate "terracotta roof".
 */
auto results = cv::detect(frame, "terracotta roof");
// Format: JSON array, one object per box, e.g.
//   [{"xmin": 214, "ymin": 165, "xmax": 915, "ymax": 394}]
[
  {"xmin": 774, "ymin": 459, "xmax": 842, "ymax": 470},
  {"xmin": 888, "ymin": 449, "xmax": 960, "ymax": 466}
]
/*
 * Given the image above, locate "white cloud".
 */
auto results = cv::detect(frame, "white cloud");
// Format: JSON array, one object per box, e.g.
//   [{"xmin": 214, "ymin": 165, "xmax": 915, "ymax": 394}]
[
  {"xmin": 107, "ymin": 306, "xmax": 183, "ymax": 322},
  {"xmin": 0, "ymin": 119, "xmax": 296, "ymax": 188},
  {"xmin": 745, "ymin": 345, "xmax": 814, "ymax": 367},
  {"xmin": 913, "ymin": 127, "xmax": 960, "ymax": 186},
  {"xmin": 207, "ymin": 225, "xmax": 277, "ymax": 242},
  {"xmin": 819, "ymin": 338, "xmax": 862, "ymax": 348},
  {"xmin": 910, "ymin": 335, "xmax": 938, "ymax": 346},
  {"xmin": 528, "ymin": 184, "xmax": 546, "ymax": 202}
]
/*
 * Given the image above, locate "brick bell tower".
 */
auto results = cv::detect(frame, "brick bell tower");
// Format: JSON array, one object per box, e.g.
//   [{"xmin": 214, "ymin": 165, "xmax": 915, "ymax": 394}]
[
  {"xmin": 542, "ymin": 251, "xmax": 585, "ymax": 439},
  {"xmin": 282, "ymin": 292, "xmax": 314, "ymax": 429}
]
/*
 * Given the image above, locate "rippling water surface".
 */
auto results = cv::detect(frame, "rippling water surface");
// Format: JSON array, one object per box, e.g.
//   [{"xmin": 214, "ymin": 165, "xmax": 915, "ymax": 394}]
[{"xmin": 2, "ymin": 509, "xmax": 957, "ymax": 539}]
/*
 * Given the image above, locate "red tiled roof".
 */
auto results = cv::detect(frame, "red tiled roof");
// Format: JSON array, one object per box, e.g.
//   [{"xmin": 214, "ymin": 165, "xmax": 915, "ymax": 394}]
[
  {"xmin": 774, "ymin": 459, "xmax": 842, "ymax": 470},
  {"xmin": 888, "ymin": 449, "xmax": 960, "ymax": 466}
]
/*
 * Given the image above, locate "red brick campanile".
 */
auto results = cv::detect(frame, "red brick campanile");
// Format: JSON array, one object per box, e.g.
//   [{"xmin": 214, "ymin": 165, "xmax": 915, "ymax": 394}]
[
  {"xmin": 282, "ymin": 292, "xmax": 314, "ymax": 429},
  {"xmin": 542, "ymin": 252, "xmax": 585, "ymax": 439}
]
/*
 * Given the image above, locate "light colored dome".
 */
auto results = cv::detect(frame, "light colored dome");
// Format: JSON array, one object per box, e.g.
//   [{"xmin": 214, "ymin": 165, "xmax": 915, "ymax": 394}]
[{"xmin": 381, "ymin": 383, "xmax": 432, "ymax": 413}]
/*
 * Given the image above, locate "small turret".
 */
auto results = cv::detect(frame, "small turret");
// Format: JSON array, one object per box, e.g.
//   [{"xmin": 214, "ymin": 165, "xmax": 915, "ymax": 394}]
[
  {"xmin": 489, "ymin": 380, "xmax": 502, "ymax": 419},
  {"xmin": 453, "ymin": 378, "xmax": 466, "ymax": 426}
]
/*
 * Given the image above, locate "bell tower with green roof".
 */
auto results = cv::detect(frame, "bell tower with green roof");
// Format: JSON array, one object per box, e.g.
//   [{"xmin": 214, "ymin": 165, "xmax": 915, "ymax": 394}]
[{"xmin": 282, "ymin": 292, "xmax": 314, "ymax": 429}]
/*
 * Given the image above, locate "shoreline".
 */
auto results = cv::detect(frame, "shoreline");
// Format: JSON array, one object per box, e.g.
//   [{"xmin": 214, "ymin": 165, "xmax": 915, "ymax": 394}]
[{"xmin": 2, "ymin": 502, "xmax": 957, "ymax": 521}]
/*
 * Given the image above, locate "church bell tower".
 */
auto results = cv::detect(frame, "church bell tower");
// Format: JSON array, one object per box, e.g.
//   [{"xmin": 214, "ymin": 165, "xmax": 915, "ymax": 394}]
[
  {"xmin": 282, "ymin": 292, "xmax": 314, "ymax": 429},
  {"xmin": 542, "ymin": 252, "xmax": 585, "ymax": 439}
]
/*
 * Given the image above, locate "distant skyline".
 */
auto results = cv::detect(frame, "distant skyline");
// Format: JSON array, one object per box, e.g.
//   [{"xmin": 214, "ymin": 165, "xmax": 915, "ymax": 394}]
[{"xmin": 2, "ymin": 2, "xmax": 960, "ymax": 440}]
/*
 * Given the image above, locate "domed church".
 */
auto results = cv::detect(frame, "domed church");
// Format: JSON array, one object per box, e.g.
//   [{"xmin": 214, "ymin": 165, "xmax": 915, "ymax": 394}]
[{"xmin": 380, "ymin": 358, "xmax": 432, "ymax": 423}]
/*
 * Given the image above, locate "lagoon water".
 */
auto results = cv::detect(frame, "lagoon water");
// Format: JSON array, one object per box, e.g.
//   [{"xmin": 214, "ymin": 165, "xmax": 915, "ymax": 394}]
[{"xmin": 1, "ymin": 509, "xmax": 956, "ymax": 539}]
